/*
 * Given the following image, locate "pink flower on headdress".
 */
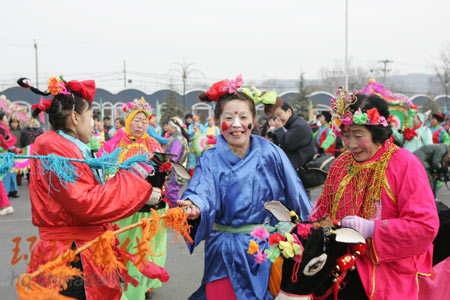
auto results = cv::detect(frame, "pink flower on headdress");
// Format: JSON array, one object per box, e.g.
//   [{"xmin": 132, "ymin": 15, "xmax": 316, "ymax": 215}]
[
  {"xmin": 254, "ymin": 249, "xmax": 268, "ymax": 264},
  {"xmin": 251, "ymin": 226, "xmax": 270, "ymax": 241},
  {"xmin": 223, "ymin": 74, "xmax": 243, "ymax": 94},
  {"xmin": 341, "ymin": 117, "xmax": 353, "ymax": 125},
  {"xmin": 378, "ymin": 116, "xmax": 388, "ymax": 127},
  {"xmin": 333, "ymin": 127, "xmax": 343, "ymax": 137},
  {"xmin": 56, "ymin": 83, "xmax": 71, "ymax": 95}
]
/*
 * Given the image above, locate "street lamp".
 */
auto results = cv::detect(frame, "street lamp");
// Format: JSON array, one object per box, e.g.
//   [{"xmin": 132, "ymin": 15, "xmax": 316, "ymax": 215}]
[
  {"xmin": 34, "ymin": 40, "xmax": 39, "ymax": 89},
  {"xmin": 344, "ymin": 0, "xmax": 348, "ymax": 90}
]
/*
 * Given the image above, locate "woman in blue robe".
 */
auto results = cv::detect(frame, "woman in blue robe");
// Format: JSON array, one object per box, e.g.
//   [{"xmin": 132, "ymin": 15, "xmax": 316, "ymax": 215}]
[{"xmin": 178, "ymin": 77, "xmax": 311, "ymax": 300}]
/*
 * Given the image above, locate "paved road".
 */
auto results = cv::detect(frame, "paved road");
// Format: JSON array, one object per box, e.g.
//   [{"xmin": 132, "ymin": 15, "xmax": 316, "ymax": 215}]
[{"xmin": 1, "ymin": 182, "xmax": 449, "ymax": 299}]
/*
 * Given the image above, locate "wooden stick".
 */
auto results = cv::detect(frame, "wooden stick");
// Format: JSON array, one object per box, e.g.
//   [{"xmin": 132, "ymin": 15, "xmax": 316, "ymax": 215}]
[{"xmin": 24, "ymin": 209, "xmax": 184, "ymax": 280}]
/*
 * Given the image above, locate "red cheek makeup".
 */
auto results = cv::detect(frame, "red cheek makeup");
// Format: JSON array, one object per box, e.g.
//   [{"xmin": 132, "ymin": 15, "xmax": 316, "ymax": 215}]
[
  {"xmin": 359, "ymin": 139, "xmax": 369, "ymax": 148},
  {"xmin": 221, "ymin": 121, "xmax": 229, "ymax": 131}
]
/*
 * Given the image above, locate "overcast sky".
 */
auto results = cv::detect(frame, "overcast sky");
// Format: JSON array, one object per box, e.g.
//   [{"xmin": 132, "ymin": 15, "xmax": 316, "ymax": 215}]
[{"xmin": 1, "ymin": 0, "xmax": 449, "ymax": 92}]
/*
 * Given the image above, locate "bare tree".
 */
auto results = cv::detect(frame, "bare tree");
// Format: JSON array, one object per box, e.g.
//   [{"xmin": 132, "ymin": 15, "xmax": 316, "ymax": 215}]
[
  {"xmin": 168, "ymin": 61, "xmax": 205, "ymax": 111},
  {"xmin": 320, "ymin": 62, "xmax": 370, "ymax": 92},
  {"xmin": 433, "ymin": 43, "xmax": 450, "ymax": 94},
  {"xmin": 432, "ymin": 43, "xmax": 450, "ymax": 112},
  {"xmin": 319, "ymin": 67, "xmax": 343, "ymax": 92},
  {"xmin": 421, "ymin": 95, "xmax": 441, "ymax": 113}
]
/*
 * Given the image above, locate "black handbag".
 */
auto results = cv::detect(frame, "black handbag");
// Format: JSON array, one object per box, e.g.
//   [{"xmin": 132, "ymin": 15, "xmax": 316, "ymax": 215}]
[{"xmin": 297, "ymin": 153, "xmax": 335, "ymax": 190}]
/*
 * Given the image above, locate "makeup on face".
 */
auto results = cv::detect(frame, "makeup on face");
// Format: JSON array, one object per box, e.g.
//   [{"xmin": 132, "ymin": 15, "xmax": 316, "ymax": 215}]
[
  {"xmin": 130, "ymin": 113, "xmax": 149, "ymax": 137},
  {"xmin": 342, "ymin": 125, "xmax": 380, "ymax": 162},
  {"xmin": 221, "ymin": 121, "xmax": 229, "ymax": 131},
  {"xmin": 219, "ymin": 100, "xmax": 253, "ymax": 147},
  {"xmin": 232, "ymin": 116, "xmax": 241, "ymax": 128}
]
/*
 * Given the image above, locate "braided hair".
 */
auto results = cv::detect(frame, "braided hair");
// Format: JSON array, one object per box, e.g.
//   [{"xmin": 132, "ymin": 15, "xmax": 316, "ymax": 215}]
[{"xmin": 17, "ymin": 78, "xmax": 91, "ymax": 133}]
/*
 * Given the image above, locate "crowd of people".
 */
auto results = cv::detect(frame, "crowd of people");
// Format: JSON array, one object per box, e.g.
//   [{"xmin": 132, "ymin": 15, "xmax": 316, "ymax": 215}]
[{"xmin": 0, "ymin": 74, "xmax": 449, "ymax": 300}]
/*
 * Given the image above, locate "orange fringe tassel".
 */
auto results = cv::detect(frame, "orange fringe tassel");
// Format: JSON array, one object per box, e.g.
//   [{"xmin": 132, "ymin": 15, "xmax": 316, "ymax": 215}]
[
  {"xmin": 15, "ymin": 207, "xmax": 193, "ymax": 300},
  {"xmin": 90, "ymin": 230, "xmax": 126, "ymax": 274},
  {"xmin": 162, "ymin": 207, "xmax": 193, "ymax": 244},
  {"xmin": 16, "ymin": 263, "xmax": 82, "ymax": 300},
  {"xmin": 16, "ymin": 274, "xmax": 74, "ymax": 300}
]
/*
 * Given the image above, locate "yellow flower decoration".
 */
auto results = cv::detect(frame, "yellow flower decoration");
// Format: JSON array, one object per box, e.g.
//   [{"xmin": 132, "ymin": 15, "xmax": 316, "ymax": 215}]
[
  {"xmin": 247, "ymin": 240, "xmax": 259, "ymax": 255},
  {"xmin": 279, "ymin": 232, "xmax": 304, "ymax": 259}
]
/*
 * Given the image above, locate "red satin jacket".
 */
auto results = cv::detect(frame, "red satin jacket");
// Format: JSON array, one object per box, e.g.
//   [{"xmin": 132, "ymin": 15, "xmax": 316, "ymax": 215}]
[{"xmin": 27, "ymin": 131, "xmax": 152, "ymax": 300}]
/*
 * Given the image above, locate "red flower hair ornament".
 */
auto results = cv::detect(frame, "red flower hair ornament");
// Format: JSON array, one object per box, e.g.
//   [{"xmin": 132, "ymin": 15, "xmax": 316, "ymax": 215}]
[{"xmin": 203, "ymin": 74, "xmax": 243, "ymax": 102}]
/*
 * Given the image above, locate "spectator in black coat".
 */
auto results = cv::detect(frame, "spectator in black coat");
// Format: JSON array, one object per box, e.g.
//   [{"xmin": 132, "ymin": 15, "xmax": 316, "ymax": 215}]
[
  {"xmin": 103, "ymin": 116, "xmax": 113, "ymax": 141},
  {"xmin": 20, "ymin": 119, "xmax": 43, "ymax": 147},
  {"xmin": 269, "ymin": 100, "xmax": 315, "ymax": 174}
]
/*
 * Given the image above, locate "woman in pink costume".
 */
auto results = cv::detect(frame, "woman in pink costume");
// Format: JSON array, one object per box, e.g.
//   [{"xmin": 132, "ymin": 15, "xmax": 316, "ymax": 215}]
[
  {"xmin": 99, "ymin": 98, "xmax": 166, "ymax": 300},
  {"xmin": 310, "ymin": 90, "xmax": 439, "ymax": 300}
]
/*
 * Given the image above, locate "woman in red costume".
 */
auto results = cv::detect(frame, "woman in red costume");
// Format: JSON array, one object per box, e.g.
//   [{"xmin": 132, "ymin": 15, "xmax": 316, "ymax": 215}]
[{"xmin": 19, "ymin": 77, "xmax": 153, "ymax": 300}]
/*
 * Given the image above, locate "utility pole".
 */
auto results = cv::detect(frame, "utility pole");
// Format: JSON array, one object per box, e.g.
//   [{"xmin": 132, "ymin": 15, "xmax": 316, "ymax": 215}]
[
  {"xmin": 34, "ymin": 40, "xmax": 39, "ymax": 89},
  {"xmin": 123, "ymin": 60, "xmax": 127, "ymax": 88},
  {"xmin": 378, "ymin": 59, "xmax": 393, "ymax": 85},
  {"xmin": 182, "ymin": 72, "xmax": 187, "ymax": 112},
  {"xmin": 344, "ymin": 0, "xmax": 348, "ymax": 90},
  {"xmin": 445, "ymin": 74, "xmax": 449, "ymax": 114}
]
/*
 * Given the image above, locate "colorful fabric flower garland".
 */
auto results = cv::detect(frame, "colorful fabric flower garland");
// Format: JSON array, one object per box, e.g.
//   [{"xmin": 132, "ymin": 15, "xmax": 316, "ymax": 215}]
[{"xmin": 247, "ymin": 223, "xmax": 314, "ymax": 264}]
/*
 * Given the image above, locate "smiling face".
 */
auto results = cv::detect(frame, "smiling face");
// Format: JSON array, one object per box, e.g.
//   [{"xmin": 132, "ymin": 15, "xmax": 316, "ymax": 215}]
[
  {"xmin": 219, "ymin": 100, "xmax": 254, "ymax": 149},
  {"xmin": 342, "ymin": 125, "xmax": 382, "ymax": 162},
  {"xmin": 273, "ymin": 106, "xmax": 292, "ymax": 126},
  {"xmin": 129, "ymin": 112, "xmax": 149, "ymax": 138}
]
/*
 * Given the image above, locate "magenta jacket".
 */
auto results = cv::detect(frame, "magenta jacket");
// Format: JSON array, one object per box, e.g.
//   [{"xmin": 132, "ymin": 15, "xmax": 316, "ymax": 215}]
[{"xmin": 311, "ymin": 141, "xmax": 439, "ymax": 300}]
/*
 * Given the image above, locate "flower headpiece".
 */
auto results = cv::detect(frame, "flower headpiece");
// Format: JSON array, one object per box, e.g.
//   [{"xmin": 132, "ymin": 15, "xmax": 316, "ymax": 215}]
[
  {"xmin": 47, "ymin": 76, "xmax": 96, "ymax": 103},
  {"xmin": 122, "ymin": 97, "xmax": 153, "ymax": 119},
  {"xmin": 18, "ymin": 76, "xmax": 96, "ymax": 113},
  {"xmin": 0, "ymin": 95, "xmax": 31, "ymax": 123},
  {"xmin": 358, "ymin": 79, "xmax": 416, "ymax": 129},
  {"xmin": 203, "ymin": 74, "xmax": 243, "ymax": 102},
  {"xmin": 331, "ymin": 86, "xmax": 388, "ymax": 135}
]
